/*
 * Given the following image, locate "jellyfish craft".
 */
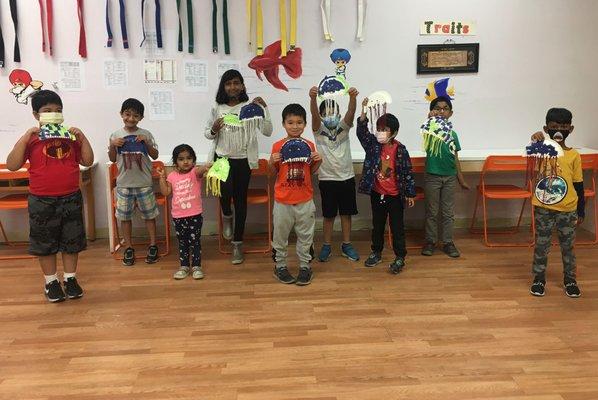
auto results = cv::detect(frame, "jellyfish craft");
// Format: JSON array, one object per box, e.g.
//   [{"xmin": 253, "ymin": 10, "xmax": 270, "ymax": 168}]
[
  {"xmin": 220, "ymin": 113, "xmax": 249, "ymax": 151},
  {"xmin": 39, "ymin": 123, "xmax": 76, "ymax": 141},
  {"xmin": 420, "ymin": 116, "xmax": 458, "ymax": 158},
  {"xmin": 239, "ymin": 103, "xmax": 266, "ymax": 136},
  {"xmin": 317, "ymin": 75, "xmax": 349, "ymax": 118},
  {"xmin": 366, "ymin": 91, "xmax": 392, "ymax": 132},
  {"xmin": 118, "ymin": 135, "xmax": 149, "ymax": 170},
  {"xmin": 525, "ymin": 138, "xmax": 564, "ymax": 202},
  {"xmin": 281, "ymin": 138, "xmax": 312, "ymax": 186},
  {"xmin": 205, "ymin": 157, "xmax": 231, "ymax": 197}
]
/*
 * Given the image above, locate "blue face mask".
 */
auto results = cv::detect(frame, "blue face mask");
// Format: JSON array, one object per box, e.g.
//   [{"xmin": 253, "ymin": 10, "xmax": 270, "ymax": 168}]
[{"xmin": 323, "ymin": 115, "xmax": 341, "ymax": 130}]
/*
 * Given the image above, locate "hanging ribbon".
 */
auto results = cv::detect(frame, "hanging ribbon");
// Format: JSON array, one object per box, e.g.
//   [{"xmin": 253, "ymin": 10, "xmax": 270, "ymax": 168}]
[
  {"xmin": 177, "ymin": 0, "xmax": 193, "ymax": 53},
  {"xmin": 38, "ymin": 0, "xmax": 46, "ymax": 52},
  {"xmin": 256, "ymin": 0, "xmax": 263, "ymax": 55},
  {"xmin": 77, "ymin": 0, "xmax": 87, "ymax": 58},
  {"xmin": 279, "ymin": 0, "xmax": 287, "ymax": 56},
  {"xmin": 0, "ymin": 14, "xmax": 4, "ymax": 68},
  {"xmin": 246, "ymin": 0, "xmax": 251, "ymax": 50},
  {"xmin": 47, "ymin": 0, "xmax": 53, "ymax": 54},
  {"xmin": 176, "ymin": 0, "xmax": 182, "ymax": 51},
  {"xmin": 106, "ymin": 0, "xmax": 113, "ymax": 47},
  {"xmin": 140, "ymin": 0, "xmax": 162, "ymax": 48},
  {"xmin": 211, "ymin": 0, "xmax": 218, "ymax": 52},
  {"xmin": 356, "ymin": 0, "xmax": 365, "ymax": 41},
  {"xmin": 320, "ymin": 0, "xmax": 333, "ymax": 42},
  {"xmin": 289, "ymin": 0, "xmax": 296, "ymax": 51},
  {"xmin": 9, "ymin": 0, "xmax": 20, "ymax": 62},
  {"xmin": 119, "ymin": 0, "xmax": 129, "ymax": 48},
  {"xmin": 223, "ymin": 0, "xmax": 230, "ymax": 54}
]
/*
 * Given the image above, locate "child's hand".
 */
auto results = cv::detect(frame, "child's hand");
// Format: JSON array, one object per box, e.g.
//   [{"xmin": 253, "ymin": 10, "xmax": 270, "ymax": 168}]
[
  {"xmin": 156, "ymin": 167, "xmax": 166, "ymax": 179},
  {"xmin": 25, "ymin": 127, "xmax": 41, "ymax": 139},
  {"xmin": 136, "ymin": 134, "xmax": 148, "ymax": 143},
  {"xmin": 110, "ymin": 137, "xmax": 125, "ymax": 147},
  {"xmin": 252, "ymin": 97, "xmax": 267, "ymax": 107},
  {"xmin": 348, "ymin": 87, "xmax": 359, "ymax": 99},
  {"xmin": 270, "ymin": 152, "xmax": 281, "ymax": 164},
  {"xmin": 361, "ymin": 97, "xmax": 369, "ymax": 107},
  {"xmin": 211, "ymin": 118, "xmax": 224, "ymax": 134},
  {"xmin": 428, "ymin": 110, "xmax": 437, "ymax": 118},
  {"xmin": 309, "ymin": 86, "xmax": 318, "ymax": 99},
  {"xmin": 406, "ymin": 197, "xmax": 415, "ymax": 208},
  {"xmin": 578, "ymin": 216, "xmax": 584, "ymax": 226},
  {"xmin": 531, "ymin": 131, "xmax": 545, "ymax": 142},
  {"xmin": 458, "ymin": 175, "xmax": 470, "ymax": 190},
  {"xmin": 311, "ymin": 152, "xmax": 322, "ymax": 163},
  {"xmin": 68, "ymin": 127, "xmax": 85, "ymax": 141}
]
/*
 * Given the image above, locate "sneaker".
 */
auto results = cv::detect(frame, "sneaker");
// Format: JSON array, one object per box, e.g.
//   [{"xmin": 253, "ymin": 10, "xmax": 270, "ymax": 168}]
[
  {"xmin": 273, "ymin": 266, "xmax": 296, "ymax": 284},
  {"xmin": 45, "ymin": 280, "xmax": 66, "ymax": 303},
  {"xmin": 296, "ymin": 268, "xmax": 313, "ymax": 286},
  {"xmin": 442, "ymin": 242, "xmax": 461, "ymax": 258},
  {"xmin": 231, "ymin": 241, "xmax": 244, "ymax": 265},
  {"xmin": 564, "ymin": 278, "xmax": 581, "ymax": 298},
  {"xmin": 173, "ymin": 267, "xmax": 190, "ymax": 280},
  {"xmin": 389, "ymin": 258, "xmax": 405, "ymax": 274},
  {"xmin": 364, "ymin": 251, "xmax": 382, "ymax": 268},
  {"xmin": 421, "ymin": 242, "xmax": 435, "ymax": 256},
  {"xmin": 530, "ymin": 277, "xmax": 546, "ymax": 297},
  {"xmin": 341, "ymin": 243, "xmax": 360, "ymax": 261},
  {"xmin": 318, "ymin": 244, "xmax": 332, "ymax": 262},
  {"xmin": 145, "ymin": 245, "xmax": 159, "ymax": 264},
  {"xmin": 122, "ymin": 247, "xmax": 135, "ymax": 266},
  {"xmin": 63, "ymin": 277, "xmax": 83, "ymax": 299},
  {"xmin": 222, "ymin": 214, "xmax": 233, "ymax": 240},
  {"xmin": 192, "ymin": 266, "xmax": 204, "ymax": 280}
]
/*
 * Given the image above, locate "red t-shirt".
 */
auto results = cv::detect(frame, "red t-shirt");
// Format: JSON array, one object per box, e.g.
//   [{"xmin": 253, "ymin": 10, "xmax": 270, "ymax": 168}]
[
  {"xmin": 373, "ymin": 141, "xmax": 399, "ymax": 196},
  {"xmin": 272, "ymin": 138, "xmax": 315, "ymax": 205},
  {"xmin": 25, "ymin": 136, "xmax": 81, "ymax": 196}
]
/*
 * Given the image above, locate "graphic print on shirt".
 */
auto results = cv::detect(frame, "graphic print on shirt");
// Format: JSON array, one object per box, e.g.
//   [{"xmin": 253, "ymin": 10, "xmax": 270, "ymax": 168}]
[
  {"xmin": 377, "ymin": 153, "xmax": 393, "ymax": 182},
  {"xmin": 42, "ymin": 139, "xmax": 72, "ymax": 160},
  {"xmin": 534, "ymin": 162, "xmax": 567, "ymax": 205},
  {"xmin": 173, "ymin": 176, "xmax": 197, "ymax": 210}
]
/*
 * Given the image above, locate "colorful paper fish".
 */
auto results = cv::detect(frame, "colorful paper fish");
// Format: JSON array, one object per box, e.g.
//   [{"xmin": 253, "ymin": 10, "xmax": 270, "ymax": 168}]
[
  {"xmin": 248, "ymin": 40, "xmax": 302, "ymax": 92},
  {"xmin": 424, "ymin": 78, "xmax": 455, "ymax": 102}
]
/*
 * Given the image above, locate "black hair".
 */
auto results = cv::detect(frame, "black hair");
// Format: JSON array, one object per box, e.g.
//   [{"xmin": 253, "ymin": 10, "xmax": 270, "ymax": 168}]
[
  {"xmin": 171, "ymin": 144, "xmax": 197, "ymax": 165},
  {"xmin": 121, "ymin": 98, "xmax": 145, "ymax": 116},
  {"xmin": 31, "ymin": 90, "xmax": 62, "ymax": 113},
  {"xmin": 546, "ymin": 108, "xmax": 573, "ymax": 125},
  {"xmin": 376, "ymin": 113, "xmax": 400, "ymax": 134},
  {"xmin": 216, "ymin": 69, "xmax": 250, "ymax": 104},
  {"xmin": 429, "ymin": 96, "xmax": 453, "ymax": 111},
  {"xmin": 282, "ymin": 103, "xmax": 307, "ymax": 123},
  {"xmin": 318, "ymin": 100, "xmax": 339, "ymax": 116}
]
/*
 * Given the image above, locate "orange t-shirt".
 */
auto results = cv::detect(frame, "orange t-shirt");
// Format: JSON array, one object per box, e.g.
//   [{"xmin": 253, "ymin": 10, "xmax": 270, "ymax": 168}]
[{"xmin": 272, "ymin": 138, "xmax": 315, "ymax": 204}]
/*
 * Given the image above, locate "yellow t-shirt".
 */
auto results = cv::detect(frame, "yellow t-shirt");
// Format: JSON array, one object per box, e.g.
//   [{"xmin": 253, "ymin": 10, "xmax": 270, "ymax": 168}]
[{"xmin": 532, "ymin": 148, "xmax": 582, "ymax": 212}]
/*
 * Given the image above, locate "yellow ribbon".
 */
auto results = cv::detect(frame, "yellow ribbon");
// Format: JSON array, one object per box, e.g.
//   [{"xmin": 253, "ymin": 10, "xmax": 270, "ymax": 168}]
[{"xmin": 279, "ymin": 0, "xmax": 287, "ymax": 56}]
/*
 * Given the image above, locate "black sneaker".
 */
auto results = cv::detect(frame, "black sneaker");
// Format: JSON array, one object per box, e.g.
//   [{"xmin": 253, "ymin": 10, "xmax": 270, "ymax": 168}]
[
  {"xmin": 45, "ymin": 280, "xmax": 66, "ymax": 303},
  {"xmin": 364, "ymin": 252, "xmax": 382, "ymax": 267},
  {"xmin": 389, "ymin": 258, "xmax": 405, "ymax": 274},
  {"xmin": 122, "ymin": 247, "xmax": 135, "ymax": 266},
  {"xmin": 273, "ymin": 267, "xmax": 296, "ymax": 284},
  {"xmin": 421, "ymin": 242, "xmax": 435, "ymax": 256},
  {"xmin": 530, "ymin": 277, "xmax": 546, "ymax": 297},
  {"xmin": 442, "ymin": 242, "xmax": 461, "ymax": 258},
  {"xmin": 296, "ymin": 268, "xmax": 313, "ymax": 286},
  {"xmin": 564, "ymin": 278, "xmax": 581, "ymax": 298},
  {"xmin": 145, "ymin": 245, "xmax": 159, "ymax": 264},
  {"xmin": 63, "ymin": 277, "xmax": 84, "ymax": 299}
]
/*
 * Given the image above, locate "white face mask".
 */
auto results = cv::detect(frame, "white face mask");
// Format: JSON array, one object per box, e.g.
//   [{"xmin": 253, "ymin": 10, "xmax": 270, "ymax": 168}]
[
  {"xmin": 376, "ymin": 130, "xmax": 390, "ymax": 144},
  {"xmin": 39, "ymin": 112, "xmax": 64, "ymax": 125}
]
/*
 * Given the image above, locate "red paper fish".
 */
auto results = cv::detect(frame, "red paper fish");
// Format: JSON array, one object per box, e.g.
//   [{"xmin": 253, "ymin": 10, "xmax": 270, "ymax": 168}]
[{"xmin": 248, "ymin": 40, "xmax": 302, "ymax": 92}]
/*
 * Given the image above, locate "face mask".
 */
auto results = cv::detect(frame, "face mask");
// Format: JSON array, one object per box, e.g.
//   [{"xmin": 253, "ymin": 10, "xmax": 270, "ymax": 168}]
[
  {"xmin": 546, "ymin": 129, "xmax": 570, "ymax": 142},
  {"xmin": 323, "ymin": 115, "xmax": 340, "ymax": 130},
  {"xmin": 376, "ymin": 130, "xmax": 390, "ymax": 144},
  {"xmin": 39, "ymin": 112, "xmax": 64, "ymax": 125}
]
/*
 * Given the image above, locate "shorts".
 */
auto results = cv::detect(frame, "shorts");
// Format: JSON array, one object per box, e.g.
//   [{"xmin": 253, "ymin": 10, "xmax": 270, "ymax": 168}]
[
  {"xmin": 115, "ymin": 186, "xmax": 159, "ymax": 221},
  {"xmin": 28, "ymin": 191, "xmax": 87, "ymax": 256},
  {"xmin": 318, "ymin": 178, "xmax": 358, "ymax": 218}
]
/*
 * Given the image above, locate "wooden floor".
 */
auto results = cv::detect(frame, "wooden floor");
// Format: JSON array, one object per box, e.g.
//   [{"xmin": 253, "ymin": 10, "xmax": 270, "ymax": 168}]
[{"xmin": 1, "ymin": 231, "xmax": 598, "ymax": 400}]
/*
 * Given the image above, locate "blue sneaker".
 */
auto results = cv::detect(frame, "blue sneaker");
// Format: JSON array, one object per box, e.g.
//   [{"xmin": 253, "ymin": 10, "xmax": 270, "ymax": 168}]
[
  {"xmin": 341, "ymin": 242, "xmax": 360, "ymax": 261},
  {"xmin": 318, "ymin": 244, "xmax": 332, "ymax": 262}
]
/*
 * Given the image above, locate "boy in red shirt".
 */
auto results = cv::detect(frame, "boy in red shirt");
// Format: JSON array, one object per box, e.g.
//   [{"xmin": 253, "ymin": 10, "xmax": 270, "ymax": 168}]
[
  {"xmin": 6, "ymin": 90, "xmax": 94, "ymax": 302},
  {"xmin": 269, "ymin": 104, "xmax": 321, "ymax": 285}
]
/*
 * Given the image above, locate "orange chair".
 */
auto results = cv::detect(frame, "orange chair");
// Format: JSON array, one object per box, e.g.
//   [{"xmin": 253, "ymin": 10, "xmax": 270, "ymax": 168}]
[
  {"xmin": 109, "ymin": 161, "xmax": 171, "ymax": 259},
  {"xmin": 218, "ymin": 159, "xmax": 272, "ymax": 254},
  {"xmin": 577, "ymin": 153, "xmax": 598, "ymax": 245},
  {"xmin": 470, "ymin": 155, "xmax": 535, "ymax": 247},
  {"xmin": 0, "ymin": 163, "xmax": 36, "ymax": 260}
]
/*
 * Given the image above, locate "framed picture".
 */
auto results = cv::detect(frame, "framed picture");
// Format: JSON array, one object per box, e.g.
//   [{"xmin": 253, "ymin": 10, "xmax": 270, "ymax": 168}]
[{"xmin": 417, "ymin": 43, "xmax": 479, "ymax": 74}]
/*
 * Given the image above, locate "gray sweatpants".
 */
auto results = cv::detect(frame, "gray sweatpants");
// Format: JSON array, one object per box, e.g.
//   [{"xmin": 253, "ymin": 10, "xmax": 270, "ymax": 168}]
[
  {"xmin": 424, "ymin": 173, "xmax": 457, "ymax": 244},
  {"xmin": 272, "ymin": 200, "xmax": 316, "ymax": 270}
]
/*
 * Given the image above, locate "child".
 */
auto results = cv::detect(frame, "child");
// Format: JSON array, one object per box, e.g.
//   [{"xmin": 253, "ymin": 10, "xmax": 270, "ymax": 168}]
[
  {"xmin": 204, "ymin": 69, "xmax": 273, "ymax": 265},
  {"xmin": 269, "ymin": 104, "xmax": 322, "ymax": 285},
  {"xmin": 356, "ymin": 98, "xmax": 415, "ymax": 274},
  {"xmin": 529, "ymin": 108, "xmax": 584, "ymax": 298},
  {"xmin": 157, "ymin": 145, "xmax": 208, "ymax": 280},
  {"xmin": 6, "ymin": 90, "xmax": 94, "ymax": 302},
  {"xmin": 108, "ymin": 98, "xmax": 160, "ymax": 266},
  {"xmin": 309, "ymin": 85, "xmax": 360, "ymax": 262},
  {"xmin": 421, "ymin": 96, "xmax": 469, "ymax": 258}
]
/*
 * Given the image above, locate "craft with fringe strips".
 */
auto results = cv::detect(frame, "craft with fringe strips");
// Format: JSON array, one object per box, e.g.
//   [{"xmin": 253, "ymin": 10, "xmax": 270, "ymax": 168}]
[{"xmin": 205, "ymin": 157, "xmax": 230, "ymax": 197}]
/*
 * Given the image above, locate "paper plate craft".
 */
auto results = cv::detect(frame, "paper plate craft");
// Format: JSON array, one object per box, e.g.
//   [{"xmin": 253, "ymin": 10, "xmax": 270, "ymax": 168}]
[
  {"xmin": 118, "ymin": 135, "xmax": 148, "ymax": 170},
  {"xmin": 205, "ymin": 157, "xmax": 230, "ymax": 197},
  {"xmin": 420, "ymin": 116, "xmax": 457, "ymax": 157},
  {"xmin": 239, "ymin": 103, "xmax": 265, "ymax": 135},
  {"xmin": 317, "ymin": 75, "xmax": 348, "ymax": 120},
  {"xmin": 39, "ymin": 124, "xmax": 76, "ymax": 141},
  {"xmin": 248, "ymin": 40, "xmax": 302, "ymax": 91},
  {"xmin": 366, "ymin": 90, "xmax": 392, "ymax": 132},
  {"xmin": 525, "ymin": 138, "xmax": 565, "ymax": 205},
  {"xmin": 281, "ymin": 138, "xmax": 312, "ymax": 185},
  {"xmin": 424, "ymin": 78, "xmax": 455, "ymax": 102},
  {"xmin": 330, "ymin": 48, "xmax": 351, "ymax": 78}
]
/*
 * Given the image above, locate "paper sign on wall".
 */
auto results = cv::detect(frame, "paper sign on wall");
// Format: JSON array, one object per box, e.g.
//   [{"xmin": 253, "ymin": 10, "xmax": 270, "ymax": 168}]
[
  {"xmin": 420, "ymin": 20, "xmax": 476, "ymax": 36},
  {"xmin": 59, "ymin": 61, "xmax": 85, "ymax": 91},
  {"xmin": 144, "ymin": 59, "xmax": 177, "ymax": 84}
]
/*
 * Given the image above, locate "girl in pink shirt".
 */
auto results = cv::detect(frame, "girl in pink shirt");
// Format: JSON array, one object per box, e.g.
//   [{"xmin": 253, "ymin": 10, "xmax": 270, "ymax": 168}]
[{"xmin": 158, "ymin": 145, "xmax": 208, "ymax": 280}]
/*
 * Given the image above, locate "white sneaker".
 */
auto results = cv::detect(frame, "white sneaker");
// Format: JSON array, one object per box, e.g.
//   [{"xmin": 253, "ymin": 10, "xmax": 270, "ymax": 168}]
[
  {"xmin": 192, "ymin": 266, "xmax": 204, "ymax": 280},
  {"xmin": 173, "ymin": 267, "xmax": 190, "ymax": 280}
]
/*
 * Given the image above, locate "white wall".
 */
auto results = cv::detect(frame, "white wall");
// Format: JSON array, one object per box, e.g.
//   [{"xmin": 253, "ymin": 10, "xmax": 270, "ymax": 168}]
[{"xmin": 1, "ymin": 0, "xmax": 597, "ymax": 238}]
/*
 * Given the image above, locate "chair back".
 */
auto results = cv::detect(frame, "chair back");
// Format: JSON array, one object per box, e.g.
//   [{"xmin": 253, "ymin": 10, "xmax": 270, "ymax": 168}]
[{"xmin": 410, "ymin": 157, "xmax": 425, "ymax": 174}]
